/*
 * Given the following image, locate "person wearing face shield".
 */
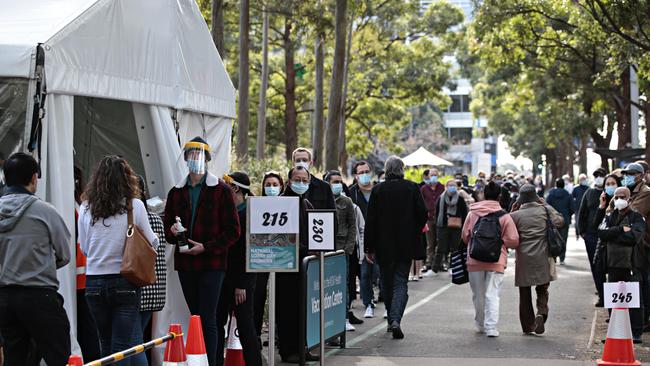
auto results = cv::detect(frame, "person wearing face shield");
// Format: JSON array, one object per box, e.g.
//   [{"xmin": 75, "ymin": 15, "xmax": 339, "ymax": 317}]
[
  {"xmin": 577, "ymin": 168, "xmax": 608, "ymax": 306},
  {"xmin": 325, "ymin": 170, "xmax": 362, "ymax": 330},
  {"xmin": 595, "ymin": 186, "xmax": 647, "ymax": 343},
  {"xmin": 163, "ymin": 137, "xmax": 241, "ymax": 366}
]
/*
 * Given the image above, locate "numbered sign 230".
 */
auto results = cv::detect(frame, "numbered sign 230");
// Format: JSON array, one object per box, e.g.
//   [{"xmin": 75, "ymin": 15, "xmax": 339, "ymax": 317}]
[
  {"xmin": 307, "ymin": 210, "xmax": 335, "ymax": 251},
  {"xmin": 249, "ymin": 197, "xmax": 300, "ymax": 234},
  {"xmin": 604, "ymin": 281, "xmax": 640, "ymax": 309}
]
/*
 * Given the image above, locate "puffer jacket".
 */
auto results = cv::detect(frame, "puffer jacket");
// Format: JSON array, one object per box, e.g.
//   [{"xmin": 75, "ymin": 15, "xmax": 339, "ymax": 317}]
[{"xmin": 595, "ymin": 207, "xmax": 646, "ymax": 270}]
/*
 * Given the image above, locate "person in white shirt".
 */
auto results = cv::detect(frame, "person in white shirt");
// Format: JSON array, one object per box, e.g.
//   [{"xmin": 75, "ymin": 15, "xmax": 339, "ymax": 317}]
[{"xmin": 78, "ymin": 156, "xmax": 158, "ymax": 365}]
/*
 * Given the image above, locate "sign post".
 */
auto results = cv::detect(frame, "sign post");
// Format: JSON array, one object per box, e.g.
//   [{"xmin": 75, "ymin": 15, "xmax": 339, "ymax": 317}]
[
  {"xmin": 307, "ymin": 210, "xmax": 336, "ymax": 366},
  {"xmin": 247, "ymin": 197, "xmax": 300, "ymax": 366}
]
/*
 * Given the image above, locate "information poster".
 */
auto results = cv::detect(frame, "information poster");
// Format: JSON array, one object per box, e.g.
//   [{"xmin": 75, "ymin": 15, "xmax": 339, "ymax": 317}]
[
  {"xmin": 305, "ymin": 253, "xmax": 347, "ymax": 348},
  {"xmin": 247, "ymin": 197, "xmax": 300, "ymax": 272}
]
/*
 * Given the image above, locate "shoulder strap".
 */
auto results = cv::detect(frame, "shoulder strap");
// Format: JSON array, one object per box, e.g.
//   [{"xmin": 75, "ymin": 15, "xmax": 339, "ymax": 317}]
[{"xmin": 127, "ymin": 200, "xmax": 134, "ymax": 227}]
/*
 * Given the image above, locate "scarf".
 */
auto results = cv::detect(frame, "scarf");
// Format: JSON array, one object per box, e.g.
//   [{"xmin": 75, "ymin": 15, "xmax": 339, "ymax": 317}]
[{"xmin": 437, "ymin": 192, "xmax": 459, "ymax": 227}]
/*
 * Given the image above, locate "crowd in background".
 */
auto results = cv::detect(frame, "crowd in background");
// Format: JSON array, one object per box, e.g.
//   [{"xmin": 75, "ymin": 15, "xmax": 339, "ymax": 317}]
[{"xmin": 1, "ymin": 140, "xmax": 650, "ymax": 365}]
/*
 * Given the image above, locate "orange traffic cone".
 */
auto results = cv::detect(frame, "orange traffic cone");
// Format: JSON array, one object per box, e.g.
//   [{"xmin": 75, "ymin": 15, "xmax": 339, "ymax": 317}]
[
  {"xmin": 67, "ymin": 355, "xmax": 83, "ymax": 366},
  {"xmin": 186, "ymin": 315, "xmax": 208, "ymax": 366},
  {"xmin": 224, "ymin": 313, "xmax": 245, "ymax": 366},
  {"xmin": 598, "ymin": 308, "xmax": 641, "ymax": 366},
  {"xmin": 164, "ymin": 324, "xmax": 188, "ymax": 366}
]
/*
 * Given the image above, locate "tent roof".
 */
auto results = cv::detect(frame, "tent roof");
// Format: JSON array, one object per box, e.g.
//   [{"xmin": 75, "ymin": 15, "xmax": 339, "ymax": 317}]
[
  {"xmin": 0, "ymin": 0, "xmax": 236, "ymax": 118},
  {"xmin": 402, "ymin": 146, "xmax": 454, "ymax": 167}
]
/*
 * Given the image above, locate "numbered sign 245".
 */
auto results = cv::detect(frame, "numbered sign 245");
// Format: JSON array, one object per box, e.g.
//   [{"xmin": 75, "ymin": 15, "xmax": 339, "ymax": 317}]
[{"xmin": 604, "ymin": 281, "xmax": 640, "ymax": 309}]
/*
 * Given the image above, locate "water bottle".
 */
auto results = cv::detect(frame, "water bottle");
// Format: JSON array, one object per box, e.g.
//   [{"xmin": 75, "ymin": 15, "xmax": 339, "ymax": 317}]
[{"xmin": 176, "ymin": 216, "xmax": 189, "ymax": 252}]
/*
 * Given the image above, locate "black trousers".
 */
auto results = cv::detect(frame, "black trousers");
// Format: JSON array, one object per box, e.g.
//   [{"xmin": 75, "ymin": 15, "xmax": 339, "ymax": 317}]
[
  {"xmin": 347, "ymin": 253, "xmax": 359, "ymax": 310},
  {"xmin": 608, "ymin": 268, "xmax": 644, "ymax": 337},
  {"xmin": 216, "ymin": 277, "xmax": 262, "ymax": 366},
  {"xmin": 0, "ymin": 287, "xmax": 71, "ymax": 366},
  {"xmin": 276, "ymin": 272, "xmax": 301, "ymax": 358},
  {"xmin": 253, "ymin": 272, "xmax": 269, "ymax": 337}
]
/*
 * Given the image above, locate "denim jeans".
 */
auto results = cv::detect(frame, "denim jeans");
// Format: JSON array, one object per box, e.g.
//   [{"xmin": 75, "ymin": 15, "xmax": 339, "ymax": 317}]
[
  {"xmin": 469, "ymin": 271, "xmax": 504, "ymax": 333},
  {"xmin": 131, "ymin": 311, "xmax": 153, "ymax": 366},
  {"xmin": 178, "ymin": 270, "xmax": 225, "ymax": 366},
  {"xmin": 85, "ymin": 275, "xmax": 141, "ymax": 366},
  {"xmin": 380, "ymin": 260, "xmax": 411, "ymax": 325},
  {"xmin": 360, "ymin": 259, "xmax": 381, "ymax": 307}
]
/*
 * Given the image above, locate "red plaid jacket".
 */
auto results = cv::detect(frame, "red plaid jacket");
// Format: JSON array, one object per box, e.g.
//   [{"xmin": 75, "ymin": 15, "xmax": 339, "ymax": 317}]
[{"xmin": 164, "ymin": 173, "xmax": 241, "ymax": 271}]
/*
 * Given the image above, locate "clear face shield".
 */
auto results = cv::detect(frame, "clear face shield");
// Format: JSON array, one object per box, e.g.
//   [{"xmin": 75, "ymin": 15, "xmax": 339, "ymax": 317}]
[{"xmin": 177, "ymin": 140, "xmax": 210, "ymax": 175}]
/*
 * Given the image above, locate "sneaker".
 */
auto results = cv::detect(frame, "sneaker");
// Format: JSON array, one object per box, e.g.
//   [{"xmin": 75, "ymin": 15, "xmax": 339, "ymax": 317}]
[
  {"xmin": 633, "ymin": 335, "xmax": 643, "ymax": 344},
  {"xmin": 418, "ymin": 274, "xmax": 423, "ymax": 279},
  {"xmin": 560, "ymin": 261, "xmax": 565, "ymax": 266},
  {"xmin": 421, "ymin": 266, "xmax": 429, "ymax": 273},
  {"xmin": 486, "ymin": 329, "xmax": 500, "ymax": 337},
  {"xmin": 423, "ymin": 270, "xmax": 438, "ymax": 278},
  {"xmin": 475, "ymin": 325, "xmax": 485, "ymax": 334},
  {"xmin": 348, "ymin": 311, "xmax": 364, "ymax": 325},
  {"xmin": 364, "ymin": 306, "xmax": 375, "ymax": 318},
  {"xmin": 346, "ymin": 320, "xmax": 356, "ymax": 331},
  {"xmin": 383, "ymin": 310, "xmax": 388, "ymax": 319},
  {"xmin": 534, "ymin": 315, "xmax": 545, "ymax": 335},
  {"xmin": 412, "ymin": 275, "xmax": 419, "ymax": 282},
  {"xmin": 595, "ymin": 299, "xmax": 604, "ymax": 308},
  {"xmin": 391, "ymin": 321, "xmax": 404, "ymax": 339},
  {"xmin": 408, "ymin": 275, "xmax": 414, "ymax": 281}
]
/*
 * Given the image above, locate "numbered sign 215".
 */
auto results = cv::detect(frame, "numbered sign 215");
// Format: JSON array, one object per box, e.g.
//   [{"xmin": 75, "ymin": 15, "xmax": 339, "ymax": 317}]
[{"xmin": 249, "ymin": 197, "xmax": 300, "ymax": 234}]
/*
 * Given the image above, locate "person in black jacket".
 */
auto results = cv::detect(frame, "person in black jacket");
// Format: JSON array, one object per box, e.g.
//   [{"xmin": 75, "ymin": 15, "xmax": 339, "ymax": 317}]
[
  {"xmin": 364, "ymin": 156, "xmax": 428, "ymax": 340},
  {"xmin": 596, "ymin": 186, "xmax": 647, "ymax": 343},
  {"xmin": 217, "ymin": 172, "xmax": 261, "ymax": 366},
  {"xmin": 292, "ymin": 148, "xmax": 336, "ymax": 211},
  {"xmin": 577, "ymin": 168, "xmax": 608, "ymax": 306}
]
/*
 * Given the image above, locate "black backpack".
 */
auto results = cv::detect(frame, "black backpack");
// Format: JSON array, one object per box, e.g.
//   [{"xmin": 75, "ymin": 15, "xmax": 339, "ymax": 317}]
[{"xmin": 469, "ymin": 210, "xmax": 506, "ymax": 263}]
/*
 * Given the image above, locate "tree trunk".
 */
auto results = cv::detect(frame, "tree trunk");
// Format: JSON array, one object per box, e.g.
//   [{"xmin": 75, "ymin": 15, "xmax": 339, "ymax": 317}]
[
  {"xmin": 312, "ymin": 33, "xmax": 325, "ymax": 169},
  {"xmin": 338, "ymin": 16, "xmax": 354, "ymax": 173},
  {"xmin": 646, "ymin": 103, "xmax": 650, "ymax": 163},
  {"xmin": 615, "ymin": 70, "xmax": 632, "ymax": 150},
  {"xmin": 211, "ymin": 0, "xmax": 225, "ymax": 59},
  {"xmin": 236, "ymin": 0, "xmax": 250, "ymax": 160},
  {"xmin": 578, "ymin": 134, "xmax": 588, "ymax": 174},
  {"xmin": 324, "ymin": 0, "xmax": 348, "ymax": 170},
  {"xmin": 283, "ymin": 18, "xmax": 298, "ymax": 161},
  {"xmin": 256, "ymin": 8, "xmax": 270, "ymax": 159}
]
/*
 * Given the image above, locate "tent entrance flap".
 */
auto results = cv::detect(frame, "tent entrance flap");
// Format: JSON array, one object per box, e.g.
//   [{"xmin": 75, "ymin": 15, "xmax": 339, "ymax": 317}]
[
  {"xmin": 73, "ymin": 96, "xmax": 146, "ymax": 184},
  {"xmin": 0, "ymin": 77, "xmax": 29, "ymax": 160}
]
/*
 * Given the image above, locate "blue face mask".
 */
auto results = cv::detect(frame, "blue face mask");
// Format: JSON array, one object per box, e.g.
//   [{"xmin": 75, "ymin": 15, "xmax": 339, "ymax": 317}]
[
  {"xmin": 430, "ymin": 175, "xmax": 439, "ymax": 184},
  {"xmin": 264, "ymin": 186, "xmax": 281, "ymax": 197},
  {"xmin": 290, "ymin": 182, "xmax": 309, "ymax": 195},
  {"xmin": 447, "ymin": 186, "xmax": 457, "ymax": 194},
  {"xmin": 331, "ymin": 183, "xmax": 343, "ymax": 196},
  {"xmin": 358, "ymin": 173, "xmax": 371, "ymax": 186},
  {"xmin": 622, "ymin": 175, "xmax": 637, "ymax": 188},
  {"xmin": 604, "ymin": 186, "xmax": 616, "ymax": 196}
]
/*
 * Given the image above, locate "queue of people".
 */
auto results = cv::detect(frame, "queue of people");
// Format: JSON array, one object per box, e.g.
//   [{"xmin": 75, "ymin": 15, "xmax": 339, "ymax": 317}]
[{"xmin": 3, "ymin": 139, "xmax": 650, "ymax": 365}]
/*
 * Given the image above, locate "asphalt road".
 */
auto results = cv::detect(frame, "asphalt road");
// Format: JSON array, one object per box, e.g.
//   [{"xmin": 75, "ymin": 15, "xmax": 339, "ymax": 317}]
[{"xmin": 266, "ymin": 233, "xmax": 601, "ymax": 365}]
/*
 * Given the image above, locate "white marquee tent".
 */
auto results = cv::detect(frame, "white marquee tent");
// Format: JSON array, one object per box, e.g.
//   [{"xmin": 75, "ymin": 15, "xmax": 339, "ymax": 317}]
[
  {"xmin": 0, "ymin": 0, "xmax": 236, "ymax": 363},
  {"xmin": 402, "ymin": 146, "xmax": 454, "ymax": 167}
]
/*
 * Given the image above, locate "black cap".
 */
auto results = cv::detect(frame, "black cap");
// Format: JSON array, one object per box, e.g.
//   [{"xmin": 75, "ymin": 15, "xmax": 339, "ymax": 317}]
[{"xmin": 593, "ymin": 167, "xmax": 607, "ymax": 177}]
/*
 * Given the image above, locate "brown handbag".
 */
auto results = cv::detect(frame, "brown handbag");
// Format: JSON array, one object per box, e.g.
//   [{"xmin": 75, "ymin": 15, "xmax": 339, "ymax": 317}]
[
  {"xmin": 120, "ymin": 203, "xmax": 157, "ymax": 286},
  {"xmin": 447, "ymin": 216, "xmax": 462, "ymax": 229}
]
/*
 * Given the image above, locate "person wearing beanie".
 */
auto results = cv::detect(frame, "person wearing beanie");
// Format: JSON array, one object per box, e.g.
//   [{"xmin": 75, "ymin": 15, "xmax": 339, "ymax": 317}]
[
  {"xmin": 545, "ymin": 178, "xmax": 573, "ymax": 264},
  {"xmin": 510, "ymin": 184, "xmax": 564, "ymax": 335},
  {"xmin": 163, "ymin": 137, "xmax": 240, "ymax": 366},
  {"xmin": 216, "ymin": 172, "xmax": 262, "ymax": 366}
]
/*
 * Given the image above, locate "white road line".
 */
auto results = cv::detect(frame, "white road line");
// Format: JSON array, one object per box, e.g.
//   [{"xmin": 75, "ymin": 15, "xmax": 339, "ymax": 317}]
[
  {"xmin": 587, "ymin": 309, "xmax": 598, "ymax": 349},
  {"xmin": 326, "ymin": 283, "xmax": 454, "ymax": 356}
]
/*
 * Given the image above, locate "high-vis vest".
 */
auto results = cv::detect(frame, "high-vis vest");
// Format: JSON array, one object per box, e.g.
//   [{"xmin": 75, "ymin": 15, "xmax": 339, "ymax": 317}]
[{"xmin": 75, "ymin": 209, "xmax": 87, "ymax": 290}]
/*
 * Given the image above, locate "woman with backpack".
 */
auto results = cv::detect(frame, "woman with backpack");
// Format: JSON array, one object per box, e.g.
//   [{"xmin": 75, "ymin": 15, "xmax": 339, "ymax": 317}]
[
  {"xmin": 461, "ymin": 182, "xmax": 519, "ymax": 338},
  {"xmin": 432, "ymin": 180, "xmax": 469, "ymax": 274}
]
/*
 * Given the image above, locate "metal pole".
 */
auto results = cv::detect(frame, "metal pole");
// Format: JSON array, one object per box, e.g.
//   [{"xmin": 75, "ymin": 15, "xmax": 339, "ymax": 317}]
[
  {"xmin": 319, "ymin": 252, "xmax": 325, "ymax": 366},
  {"xmin": 269, "ymin": 272, "xmax": 276, "ymax": 366},
  {"xmin": 630, "ymin": 65, "xmax": 640, "ymax": 148}
]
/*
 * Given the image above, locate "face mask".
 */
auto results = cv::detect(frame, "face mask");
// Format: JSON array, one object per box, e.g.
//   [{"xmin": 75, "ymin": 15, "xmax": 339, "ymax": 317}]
[
  {"xmin": 430, "ymin": 175, "xmax": 439, "ymax": 184},
  {"xmin": 447, "ymin": 186, "xmax": 457, "ymax": 194},
  {"xmin": 605, "ymin": 186, "xmax": 616, "ymax": 196},
  {"xmin": 495, "ymin": 180, "xmax": 503, "ymax": 185},
  {"xmin": 187, "ymin": 158, "xmax": 205, "ymax": 174},
  {"xmin": 622, "ymin": 175, "xmax": 637, "ymax": 188},
  {"xmin": 331, "ymin": 183, "xmax": 343, "ymax": 196},
  {"xmin": 295, "ymin": 161, "xmax": 310, "ymax": 170},
  {"xmin": 594, "ymin": 177, "xmax": 604, "ymax": 186},
  {"xmin": 358, "ymin": 173, "xmax": 371, "ymax": 186},
  {"xmin": 264, "ymin": 186, "xmax": 280, "ymax": 197},
  {"xmin": 580, "ymin": 180, "xmax": 589, "ymax": 186},
  {"xmin": 290, "ymin": 182, "xmax": 309, "ymax": 195},
  {"xmin": 614, "ymin": 198, "xmax": 629, "ymax": 211}
]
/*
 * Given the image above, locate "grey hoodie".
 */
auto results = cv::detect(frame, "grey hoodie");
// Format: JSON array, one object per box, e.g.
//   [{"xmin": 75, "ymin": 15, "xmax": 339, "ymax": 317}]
[{"xmin": 0, "ymin": 192, "xmax": 71, "ymax": 289}]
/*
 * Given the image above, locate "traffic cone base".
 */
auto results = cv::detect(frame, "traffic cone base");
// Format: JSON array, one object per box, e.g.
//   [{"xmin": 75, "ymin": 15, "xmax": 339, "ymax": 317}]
[
  {"xmin": 597, "ymin": 308, "xmax": 641, "ymax": 366},
  {"xmin": 164, "ymin": 324, "xmax": 188, "ymax": 366},
  {"xmin": 67, "ymin": 355, "xmax": 83, "ymax": 366},
  {"xmin": 187, "ymin": 354, "xmax": 209, "ymax": 366}
]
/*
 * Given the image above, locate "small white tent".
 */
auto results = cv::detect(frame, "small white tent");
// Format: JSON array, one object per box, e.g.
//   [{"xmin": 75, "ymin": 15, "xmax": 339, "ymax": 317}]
[
  {"xmin": 0, "ymin": 0, "xmax": 235, "ymax": 362},
  {"xmin": 402, "ymin": 146, "xmax": 454, "ymax": 167}
]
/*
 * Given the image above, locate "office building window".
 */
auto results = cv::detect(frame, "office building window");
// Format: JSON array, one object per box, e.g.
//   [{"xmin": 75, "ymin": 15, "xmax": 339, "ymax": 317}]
[
  {"xmin": 447, "ymin": 94, "xmax": 470, "ymax": 113},
  {"xmin": 449, "ymin": 127, "xmax": 473, "ymax": 145}
]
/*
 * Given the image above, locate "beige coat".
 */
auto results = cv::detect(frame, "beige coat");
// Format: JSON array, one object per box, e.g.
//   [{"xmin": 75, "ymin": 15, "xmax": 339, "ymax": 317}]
[{"xmin": 509, "ymin": 202, "xmax": 564, "ymax": 287}]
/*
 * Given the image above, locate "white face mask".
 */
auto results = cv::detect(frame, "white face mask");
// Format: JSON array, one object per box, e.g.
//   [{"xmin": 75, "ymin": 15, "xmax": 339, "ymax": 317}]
[
  {"xmin": 295, "ymin": 161, "xmax": 310, "ymax": 170},
  {"xmin": 614, "ymin": 198, "xmax": 629, "ymax": 211},
  {"xmin": 594, "ymin": 177, "xmax": 604, "ymax": 186}
]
